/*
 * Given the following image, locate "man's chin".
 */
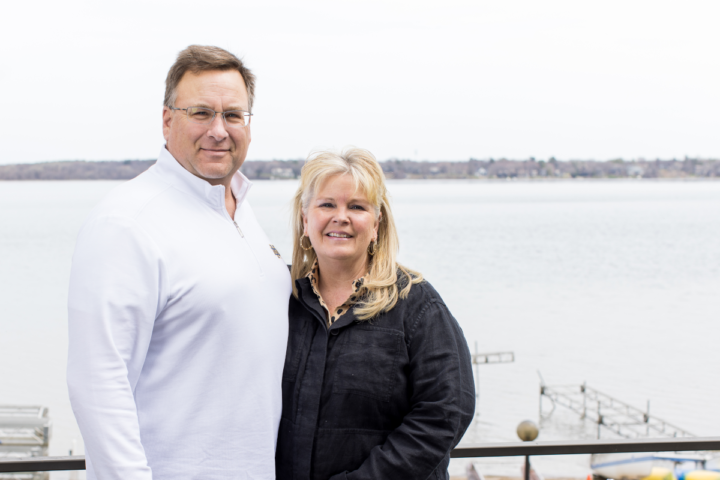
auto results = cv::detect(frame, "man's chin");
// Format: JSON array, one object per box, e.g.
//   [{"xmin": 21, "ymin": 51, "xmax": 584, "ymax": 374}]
[
  {"xmin": 193, "ymin": 161, "xmax": 236, "ymax": 182},
  {"xmin": 188, "ymin": 151, "xmax": 245, "ymax": 183}
]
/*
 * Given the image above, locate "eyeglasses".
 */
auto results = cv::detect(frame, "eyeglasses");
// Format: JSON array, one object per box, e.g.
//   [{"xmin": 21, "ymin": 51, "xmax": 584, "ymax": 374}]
[{"xmin": 169, "ymin": 106, "xmax": 252, "ymax": 127}]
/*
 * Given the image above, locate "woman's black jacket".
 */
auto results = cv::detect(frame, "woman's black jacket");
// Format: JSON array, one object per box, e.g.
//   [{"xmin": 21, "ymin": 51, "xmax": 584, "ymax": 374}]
[{"xmin": 275, "ymin": 274, "xmax": 476, "ymax": 480}]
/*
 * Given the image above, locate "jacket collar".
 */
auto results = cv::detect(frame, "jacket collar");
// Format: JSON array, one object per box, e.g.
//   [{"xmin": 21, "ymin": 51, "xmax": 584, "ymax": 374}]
[
  {"xmin": 295, "ymin": 277, "xmax": 360, "ymax": 331},
  {"xmin": 153, "ymin": 146, "xmax": 253, "ymax": 212},
  {"xmin": 328, "ymin": 306, "xmax": 359, "ymax": 330}
]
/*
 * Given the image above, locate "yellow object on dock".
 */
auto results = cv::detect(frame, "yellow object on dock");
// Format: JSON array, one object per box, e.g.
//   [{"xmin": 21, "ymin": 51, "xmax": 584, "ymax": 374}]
[
  {"xmin": 642, "ymin": 467, "xmax": 676, "ymax": 480},
  {"xmin": 684, "ymin": 472, "xmax": 720, "ymax": 480}
]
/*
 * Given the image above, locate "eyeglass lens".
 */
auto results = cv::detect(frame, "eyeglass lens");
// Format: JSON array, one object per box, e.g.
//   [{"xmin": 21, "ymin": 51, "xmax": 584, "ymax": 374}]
[{"xmin": 186, "ymin": 107, "xmax": 249, "ymax": 126}]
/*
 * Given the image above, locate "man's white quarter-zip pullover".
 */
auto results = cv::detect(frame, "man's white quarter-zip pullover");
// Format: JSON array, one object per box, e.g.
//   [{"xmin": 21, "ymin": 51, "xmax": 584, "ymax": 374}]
[{"xmin": 67, "ymin": 147, "xmax": 291, "ymax": 480}]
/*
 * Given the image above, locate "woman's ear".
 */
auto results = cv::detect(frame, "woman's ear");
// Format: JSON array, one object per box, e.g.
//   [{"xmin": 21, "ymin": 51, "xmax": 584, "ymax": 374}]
[{"xmin": 302, "ymin": 212, "xmax": 308, "ymax": 234}]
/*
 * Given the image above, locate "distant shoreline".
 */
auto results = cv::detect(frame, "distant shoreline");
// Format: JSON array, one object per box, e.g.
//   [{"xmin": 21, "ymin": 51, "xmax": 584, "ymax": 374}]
[{"xmin": 0, "ymin": 158, "xmax": 718, "ymax": 181}]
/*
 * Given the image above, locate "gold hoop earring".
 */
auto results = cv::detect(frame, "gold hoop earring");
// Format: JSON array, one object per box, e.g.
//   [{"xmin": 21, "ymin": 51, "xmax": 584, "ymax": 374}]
[
  {"xmin": 300, "ymin": 234, "xmax": 313, "ymax": 251},
  {"xmin": 367, "ymin": 239, "xmax": 378, "ymax": 256}
]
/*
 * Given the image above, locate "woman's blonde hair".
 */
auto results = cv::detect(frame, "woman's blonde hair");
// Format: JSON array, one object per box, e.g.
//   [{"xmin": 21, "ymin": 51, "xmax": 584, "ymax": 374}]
[{"xmin": 291, "ymin": 147, "xmax": 423, "ymax": 320}]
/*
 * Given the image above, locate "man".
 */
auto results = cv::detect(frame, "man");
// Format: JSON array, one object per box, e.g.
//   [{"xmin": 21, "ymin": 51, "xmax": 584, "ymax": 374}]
[{"xmin": 67, "ymin": 45, "xmax": 291, "ymax": 480}]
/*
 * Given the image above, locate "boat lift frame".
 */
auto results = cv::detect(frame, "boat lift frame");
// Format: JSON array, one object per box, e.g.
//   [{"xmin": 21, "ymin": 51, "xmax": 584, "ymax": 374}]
[
  {"xmin": 539, "ymin": 383, "xmax": 694, "ymax": 439},
  {"xmin": 471, "ymin": 344, "xmax": 514, "ymax": 405}
]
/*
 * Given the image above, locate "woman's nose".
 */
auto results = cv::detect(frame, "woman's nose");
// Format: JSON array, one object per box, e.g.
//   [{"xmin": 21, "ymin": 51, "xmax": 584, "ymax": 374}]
[{"xmin": 333, "ymin": 207, "xmax": 349, "ymax": 223}]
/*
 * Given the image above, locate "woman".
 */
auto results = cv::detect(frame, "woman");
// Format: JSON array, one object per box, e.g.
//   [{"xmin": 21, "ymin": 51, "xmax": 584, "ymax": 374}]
[{"xmin": 276, "ymin": 148, "xmax": 475, "ymax": 480}]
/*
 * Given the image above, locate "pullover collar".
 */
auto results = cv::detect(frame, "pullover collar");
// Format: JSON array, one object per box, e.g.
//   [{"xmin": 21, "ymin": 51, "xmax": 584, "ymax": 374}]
[{"xmin": 154, "ymin": 146, "xmax": 253, "ymax": 213}]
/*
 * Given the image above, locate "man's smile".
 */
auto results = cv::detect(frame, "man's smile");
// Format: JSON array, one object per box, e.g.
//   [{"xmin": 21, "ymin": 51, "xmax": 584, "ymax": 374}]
[{"xmin": 199, "ymin": 148, "xmax": 231, "ymax": 158}]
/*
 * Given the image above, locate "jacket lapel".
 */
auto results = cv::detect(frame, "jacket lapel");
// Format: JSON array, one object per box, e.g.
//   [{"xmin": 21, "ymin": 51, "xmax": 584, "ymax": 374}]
[{"xmin": 295, "ymin": 278, "xmax": 329, "ymax": 330}]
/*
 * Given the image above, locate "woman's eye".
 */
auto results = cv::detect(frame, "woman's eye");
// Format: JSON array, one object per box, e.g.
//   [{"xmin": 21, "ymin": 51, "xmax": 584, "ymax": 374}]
[
  {"xmin": 319, "ymin": 203, "xmax": 334, "ymax": 208},
  {"xmin": 350, "ymin": 205, "xmax": 366, "ymax": 211}
]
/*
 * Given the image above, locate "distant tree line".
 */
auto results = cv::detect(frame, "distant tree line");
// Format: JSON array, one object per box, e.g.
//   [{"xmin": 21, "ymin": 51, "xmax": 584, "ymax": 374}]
[
  {"xmin": 457, "ymin": 157, "xmax": 720, "ymax": 180},
  {"xmin": 0, "ymin": 160, "xmax": 156, "ymax": 180},
  {"xmin": 0, "ymin": 157, "xmax": 718, "ymax": 180}
]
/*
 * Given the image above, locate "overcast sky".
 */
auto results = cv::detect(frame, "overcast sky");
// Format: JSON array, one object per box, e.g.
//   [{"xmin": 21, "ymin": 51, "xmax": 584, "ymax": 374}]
[{"xmin": 2, "ymin": 0, "xmax": 718, "ymax": 164}]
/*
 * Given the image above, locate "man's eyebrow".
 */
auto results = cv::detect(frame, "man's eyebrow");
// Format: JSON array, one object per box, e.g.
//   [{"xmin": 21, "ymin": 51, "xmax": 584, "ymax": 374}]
[{"xmin": 188, "ymin": 103, "xmax": 248, "ymax": 112}]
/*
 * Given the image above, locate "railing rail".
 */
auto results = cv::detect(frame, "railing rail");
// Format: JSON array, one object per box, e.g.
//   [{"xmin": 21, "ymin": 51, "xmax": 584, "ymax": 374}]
[
  {"xmin": 2, "ymin": 437, "xmax": 720, "ymax": 473},
  {"xmin": 451, "ymin": 436, "xmax": 720, "ymax": 458},
  {"xmin": 0, "ymin": 455, "xmax": 85, "ymax": 473}
]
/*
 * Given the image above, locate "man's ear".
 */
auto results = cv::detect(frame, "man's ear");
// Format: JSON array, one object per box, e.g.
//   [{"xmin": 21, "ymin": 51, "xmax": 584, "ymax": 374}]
[{"xmin": 162, "ymin": 107, "xmax": 173, "ymax": 143}]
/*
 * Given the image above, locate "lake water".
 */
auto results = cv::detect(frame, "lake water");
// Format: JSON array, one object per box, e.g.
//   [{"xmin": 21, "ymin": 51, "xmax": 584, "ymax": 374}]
[{"xmin": 2, "ymin": 179, "xmax": 720, "ymax": 479}]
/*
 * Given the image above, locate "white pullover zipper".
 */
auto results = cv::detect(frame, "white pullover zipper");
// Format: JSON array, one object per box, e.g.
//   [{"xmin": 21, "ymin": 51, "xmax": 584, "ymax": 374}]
[
  {"xmin": 233, "ymin": 220, "xmax": 245, "ymax": 238},
  {"xmin": 229, "ymin": 211, "xmax": 264, "ymax": 277}
]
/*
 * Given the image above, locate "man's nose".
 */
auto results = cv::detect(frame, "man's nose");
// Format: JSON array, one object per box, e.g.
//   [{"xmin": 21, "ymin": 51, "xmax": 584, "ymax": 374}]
[{"xmin": 206, "ymin": 114, "xmax": 228, "ymax": 141}]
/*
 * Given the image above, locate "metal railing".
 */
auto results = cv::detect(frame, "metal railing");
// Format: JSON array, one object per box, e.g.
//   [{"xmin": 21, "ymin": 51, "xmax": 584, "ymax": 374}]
[
  {"xmin": 451, "ymin": 436, "xmax": 720, "ymax": 458},
  {"xmin": 2, "ymin": 437, "xmax": 720, "ymax": 473}
]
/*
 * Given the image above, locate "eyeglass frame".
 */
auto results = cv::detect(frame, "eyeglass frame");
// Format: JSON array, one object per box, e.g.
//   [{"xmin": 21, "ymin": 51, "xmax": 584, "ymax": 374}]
[{"xmin": 168, "ymin": 106, "xmax": 253, "ymax": 127}]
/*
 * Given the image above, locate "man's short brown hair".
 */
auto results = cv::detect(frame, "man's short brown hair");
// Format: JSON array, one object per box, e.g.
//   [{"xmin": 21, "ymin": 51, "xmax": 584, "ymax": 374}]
[{"xmin": 164, "ymin": 45, "xmax": 256, "ymax": 111}]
